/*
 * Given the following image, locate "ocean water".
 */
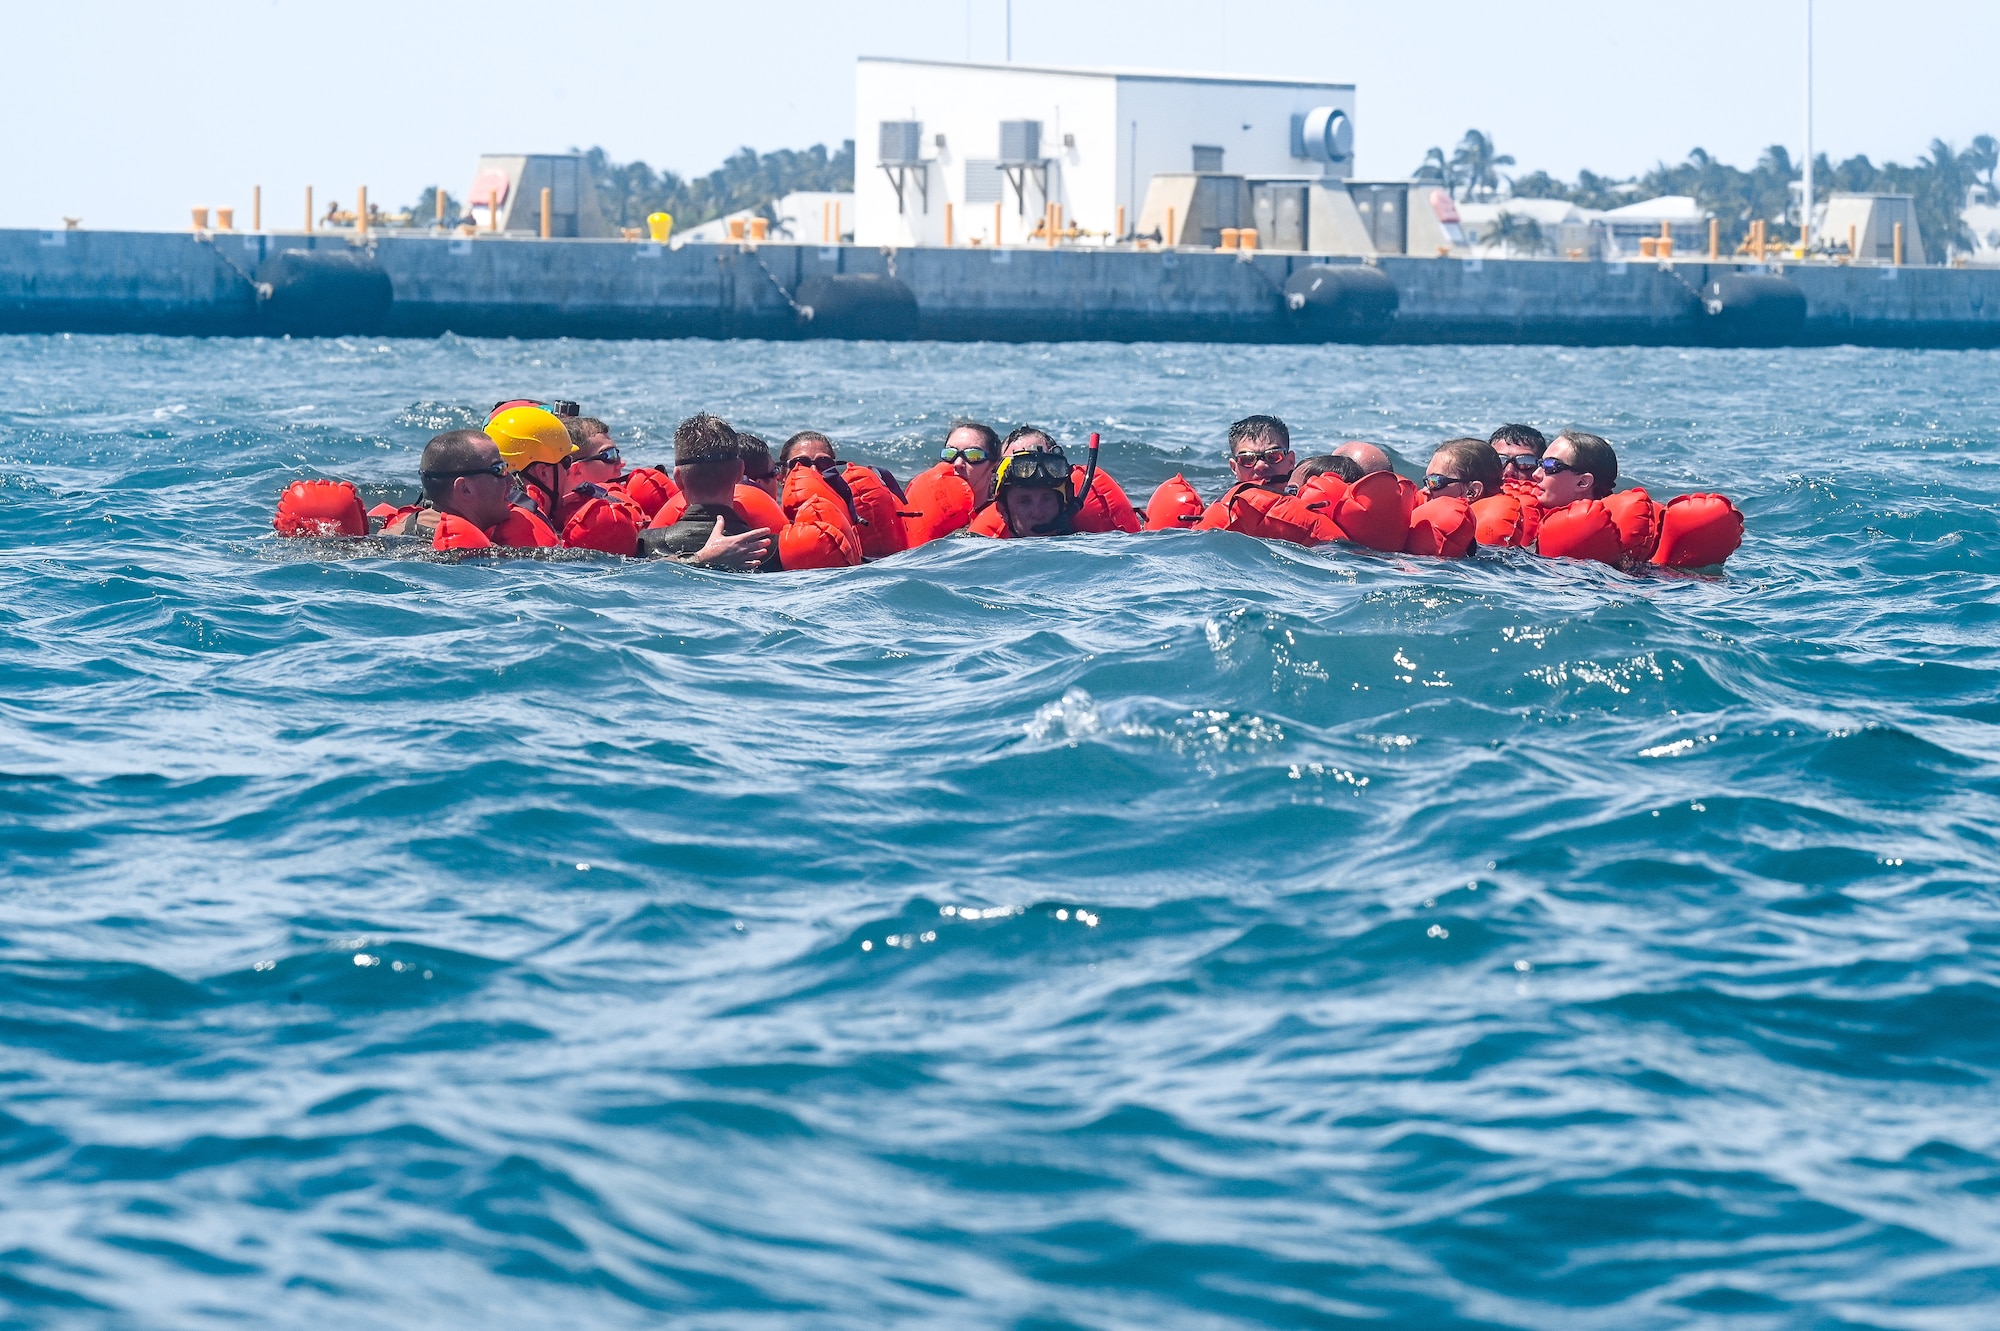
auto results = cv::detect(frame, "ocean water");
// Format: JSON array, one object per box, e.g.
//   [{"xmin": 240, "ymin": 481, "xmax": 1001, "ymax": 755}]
[{"xmin": 2, "ymin": 333, "xmax": 1999, "ymax": 1330}]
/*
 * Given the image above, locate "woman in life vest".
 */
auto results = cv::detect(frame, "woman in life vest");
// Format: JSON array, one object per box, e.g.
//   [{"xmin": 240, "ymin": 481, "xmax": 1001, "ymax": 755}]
[
  {"xmin": 972, "ymin": 443, "xmax": 1080, "ymax": 538},
  {"xmin": 899, "ymin": 421, "xmax": 999, "ymax": 547}
]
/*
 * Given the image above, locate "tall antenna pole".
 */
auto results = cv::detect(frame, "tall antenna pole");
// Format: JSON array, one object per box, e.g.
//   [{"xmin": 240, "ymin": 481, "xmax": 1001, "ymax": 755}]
[
  {"xmin": 1802, "ymin": 0, "xmax": 1814, "ymax": 251},
  {"xmin": 1006, "ymin": 0, "xmax": 1012, "ymax": 61}
]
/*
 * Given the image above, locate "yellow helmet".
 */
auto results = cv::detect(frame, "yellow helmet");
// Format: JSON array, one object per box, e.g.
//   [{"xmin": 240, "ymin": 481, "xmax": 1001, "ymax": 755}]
[{"xmin": 486, "ymin": 405, "xmax": 576, "ymax": 471}]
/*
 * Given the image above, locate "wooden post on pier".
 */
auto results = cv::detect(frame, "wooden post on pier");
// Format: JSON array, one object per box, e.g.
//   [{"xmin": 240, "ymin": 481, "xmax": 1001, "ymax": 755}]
[
  {"xmin": 540, "ymin": 187, "xmax": 552, "ymax": 239},
  {"xmin": 1708, "ymin": 217, "xmax": 1719, "ymax": 260},
  {"xmin": 1658, "ymin": 218, "xmax": 1673, "ymax": 257},
  {"xmin": 1166, "ymin": 206, "xmax": 1176, "ymax": 248},
  {"xmin": 944, "ymin": 201, "xmax": 954, "ymax": 247},
  {"xmin": 1849, "ymin": 224, "xmax": 1858, "ymax": 259},
  {"xmin": 994, "ymin": 201, "xmax": 1002, "ymax": 246},
  {"xmin": 305, "ymin": 186, "xmax": 313, "ymax": 232},
  {"xmin": 253, "ymin": 185, "xmax": 261, "ymax": 232},
  {"xmin": 436, "ymin": 189, "xmax": 446, "ymax": 228},
  {"xmin": 357, "ymin": 186, "xmax": 369, "ymax": 238},
  {"xmin": 1117, "ymin": 205, "xmax": 1126, "ymax": 241},
  {"xmin": 833, "ymin": 201, "xmax": 842, "ymax": 242},
  {"xmin": 1893, "ymin": 222, "xmax": 1904, "ymax": 266}
]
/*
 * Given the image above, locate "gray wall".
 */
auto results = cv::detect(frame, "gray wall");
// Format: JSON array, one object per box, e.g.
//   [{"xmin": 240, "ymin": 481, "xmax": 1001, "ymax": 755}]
[{"xmin": 2, "ymin": 228, "xmax": 1997, "ymax": 347}]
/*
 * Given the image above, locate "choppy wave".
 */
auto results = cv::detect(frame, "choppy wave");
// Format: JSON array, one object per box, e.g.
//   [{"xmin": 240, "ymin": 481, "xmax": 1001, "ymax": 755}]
[{"xmin": 3, "ymin": 334, "xmax": 2000, "ymax": 1327}]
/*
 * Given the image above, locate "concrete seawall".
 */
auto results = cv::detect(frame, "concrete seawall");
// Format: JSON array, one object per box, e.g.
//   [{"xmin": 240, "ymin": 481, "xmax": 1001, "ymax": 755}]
[{"xmin": 3, "ymin": 228, "xmax": 1997, "ymax": 347}]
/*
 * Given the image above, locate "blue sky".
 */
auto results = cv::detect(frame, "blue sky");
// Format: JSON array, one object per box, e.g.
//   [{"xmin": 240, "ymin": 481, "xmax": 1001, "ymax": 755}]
[{"xmin": 9, "ymin": 0, "xmax": 1995, "ymax": 230}]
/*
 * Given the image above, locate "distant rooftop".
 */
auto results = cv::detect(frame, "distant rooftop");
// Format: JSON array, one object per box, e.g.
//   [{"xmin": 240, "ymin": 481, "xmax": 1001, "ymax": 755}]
[{"xmin": 858, "ymin": 55, "xmax": 1352, "ymax": 90}]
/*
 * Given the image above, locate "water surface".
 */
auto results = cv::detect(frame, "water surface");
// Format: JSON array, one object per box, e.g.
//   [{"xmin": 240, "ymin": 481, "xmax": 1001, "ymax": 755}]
[{"xmin": 3, "ymin": 335, "xmax": 1999, "ymax": 1328}]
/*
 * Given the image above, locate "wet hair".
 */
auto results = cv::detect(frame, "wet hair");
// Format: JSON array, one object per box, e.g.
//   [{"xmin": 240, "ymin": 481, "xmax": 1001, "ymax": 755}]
[
  {"xmin": 948, "ymin": 420, "xmax": 1001, "ymax": 453},
  {"xmin": 780, "ymin": 430, "xmax": 835, "ymax": 463},
  {"xmin": 674, "ymin": 413, "xmax": 740, "ymax": 467},
  {"xmin": 1432, "ymin": 437, "xmax": 1503, "ymax": 493},
  {"xmin": 1228, "ymin": 414, "xmax": 1291, "ymax": 454},
  {"xmin": 1489, "ymin": 423, "xmax": 1547, "ymax": 455},
  {"xmin": 418, "ymin": 429, "xmax": 492, "ymax": 503},
  {"xmin": 1554, "ymin": 431, "xmax": 1617, "ymax": 498},
  {"xmin": 737, "ymin": 433, "xmax": 775, "ymax": 479},
  {"xmin": 564, "ymin": 416, "xmax": 610, "ymax": 447},
  {"xmin": 1294, "ymin": 453, "xmax": 1364, "ymax": 486},
  {"xmin": 1002, "ymin": 424, "xmax": 1055, "ymax": 453}
]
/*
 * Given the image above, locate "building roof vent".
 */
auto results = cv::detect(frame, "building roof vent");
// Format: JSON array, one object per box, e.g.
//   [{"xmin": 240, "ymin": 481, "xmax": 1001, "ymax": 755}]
[
  {"xmin": 879, "ymin": 121, "xmax": 924, "ymax": 166},
  {"xmin": 1192, "ymin": 145, "xmax": 1225, "ymax": 173},
  {"xmin": 999, "ymin": 120, "xmax": 1043, "ymax": 165}
]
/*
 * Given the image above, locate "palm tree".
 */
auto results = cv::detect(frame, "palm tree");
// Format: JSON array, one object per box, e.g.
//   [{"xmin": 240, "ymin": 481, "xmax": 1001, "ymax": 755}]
[
  {"xmin": 1967, "ymin": 134, "xmax": 1999, "ymax": 203},
  {"xmin": 1451, "ymin": 130, "xmax": 1515, "ymax": 201},
  {"xmin": 1415, "ymin": 146, "xmax": 1459, "ymax": 197}
]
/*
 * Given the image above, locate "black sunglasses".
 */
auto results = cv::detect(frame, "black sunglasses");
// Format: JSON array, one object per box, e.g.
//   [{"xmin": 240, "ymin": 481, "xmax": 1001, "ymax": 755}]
[
  {"xmin": 421, "ymin": 460, "xmax": 507, "ymax": 480},
  {"xmin": 784, "ymin": 455, "xmax": 838, "ymax": 472},
  {"xmin": 1423, "ymin": 473, "xmax": 1474, "ymax": 490},
  {"xmin": 1230, "ymin": 446, "xmax": 1290, "ymax": 466},
  {"xmin": 1537, "ymin": 457, "xmax": 1582, "ymax": 476},
  {"xmin": 1498, "ymin": 452, "xmax": 1542, "ymax": 471},
  {"xmin": 579, "ymin": 447, "xmax": 621, "ymax": 466}
]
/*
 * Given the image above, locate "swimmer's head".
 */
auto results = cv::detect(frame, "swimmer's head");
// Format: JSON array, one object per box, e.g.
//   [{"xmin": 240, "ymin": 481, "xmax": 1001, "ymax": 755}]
[
  {"xmin": 1540, "ymin": 431, "xmax": 1617, "ymax": 505},
  {"xmin": 1332, "ymin": 440, "xmax": 1391, "ymax": 477},
  {"xmin": 674, "ymin": 413, "xmax": 743, "ymax": 504},
  {"xmin": 419, "ymin": 429, "xmax": 511, "ymax": 529},
  {"xmin": 1422, "ymin": 438, "xmax": 1502, "ymax": 502}
]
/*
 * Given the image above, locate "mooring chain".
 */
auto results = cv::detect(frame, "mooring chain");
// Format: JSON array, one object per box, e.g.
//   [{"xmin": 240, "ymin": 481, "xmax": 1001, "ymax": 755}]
[
  {"xmin": 195, "ymin": 233, "xmax": 274, "ymax": 301},
  {"xmin": 749, "ymin": 249, "xmax": 809, "ymax": 320}
]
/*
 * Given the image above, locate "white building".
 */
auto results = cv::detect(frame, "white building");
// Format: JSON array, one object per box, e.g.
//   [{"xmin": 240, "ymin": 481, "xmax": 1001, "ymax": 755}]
[{"xmin": 854, "ymin": 57, "xmax": 1355, "ymax": 248}]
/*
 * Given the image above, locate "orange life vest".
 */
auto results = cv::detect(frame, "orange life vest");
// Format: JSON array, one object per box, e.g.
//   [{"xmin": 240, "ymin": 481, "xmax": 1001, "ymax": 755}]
[
  {"xmin": 777, "ymin": 464, "xmax": 864, "ymax": 568},
  {"xmin": 1535, "ymin": 499, "xmax": 1626, "ymax": 564},
  {"xmin": 1072, "ymin": 467, "xmax": 1142, "ymax": 534},
  {"xmin": 1651, "ymin": 493, "xmax": 1745, "ymax": 568},
  {"xmin": 841, "ymin": 463, "xmax": 910, "ymax": 559},
  {"xmin": 1404, "ymin": 495, "xmax": 1477, "ymax": 558},
  {"xmin": 901, "ymin": 462, "xmax": 977, "ymax": 547}
]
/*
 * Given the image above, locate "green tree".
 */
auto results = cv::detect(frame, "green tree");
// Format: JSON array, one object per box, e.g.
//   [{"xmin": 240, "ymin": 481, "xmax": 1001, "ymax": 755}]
[
  {"xmin": 1485, "ymin": 213, "xmax": 1548, "ymax": 256},
  {"xmin": 1970, "ymin": 135, "xmax": 2000, "ymax": 203},
  {"xmin": 398, "ymin": 186, "xmax": 462, "ymax": 229},
  {"xmin": 578, "ymin": 141, "xmax": 856, "ymax": 232},
  {"xmin": 1451, "ymin": 130, "xmax": 1514, "ymax": 201},
  {"xmin": 1414, "ymin": 146, "xmax": 1459, "ymax": 196}
]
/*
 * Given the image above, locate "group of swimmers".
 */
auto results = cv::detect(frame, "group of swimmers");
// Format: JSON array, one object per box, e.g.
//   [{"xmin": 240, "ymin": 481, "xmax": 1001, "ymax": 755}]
[{"xmin": 271, "ymin": 400, "xmax": 1744, "ymax": 571}]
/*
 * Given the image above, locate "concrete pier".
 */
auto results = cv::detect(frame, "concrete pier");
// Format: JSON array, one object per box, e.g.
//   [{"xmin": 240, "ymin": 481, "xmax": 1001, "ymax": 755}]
[{"xmin": 2, "ymin": 227, "xmax": 1996, "ymax": 347}]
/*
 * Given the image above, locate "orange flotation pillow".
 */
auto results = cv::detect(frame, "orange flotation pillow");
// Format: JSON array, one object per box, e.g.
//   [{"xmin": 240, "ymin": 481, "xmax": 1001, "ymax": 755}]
[
  {"xmin": 1404, "ymin": 496, "xmax": 1476, "ymax": 557},
  {"xmin": 901, "ymin": 463, "xmax": 977, "ymax": 547},
  {"xmin": 1144, "ymin": 475, "xmax": 1205, "ymax": 530},
  {"xmin": 1328, "ymin": 471, "xmax": 1412, "ymax": 552},
  {"xmin": 274, "ymin": 479, "xmax": 367, "ymax": 537},
  {"xmin": 1470, "ymin": 493, "xmax": 1539, "ymax": 548},
  {"xmin": 842, "ymin": 463, "xmax": 910, "ymax": 559},
  {"xmin": 1073, "ymin": 467, "xmax": 1141, "ymax": 534},
  {"xmin": 778, "ymin": 465, "xmax": 864, "ymax": 568},
  {"xmin": 1602, "ymin": 488, "xmax": 1663, "ymax": 563},
  {"xmin": 616, "ymin": 467, "xmax": 679, "ymax": 520},
  {"xmin": 1651, "ymin": 493, "xmax": 1745, "ymax": 568},
  {"xmin": 1535, "ymin": 500, "xmax": 1625, "ymax": 564},
  {"xmin": 560, "ymin": 495, "xmax": 640, "ymax": 556}
]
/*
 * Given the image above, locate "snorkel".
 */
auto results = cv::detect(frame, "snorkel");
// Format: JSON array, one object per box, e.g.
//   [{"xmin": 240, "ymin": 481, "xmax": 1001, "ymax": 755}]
[{"xmin": 1055, "ymin": 432, "xmax": 1101, "ymax": 533}]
